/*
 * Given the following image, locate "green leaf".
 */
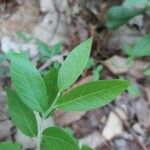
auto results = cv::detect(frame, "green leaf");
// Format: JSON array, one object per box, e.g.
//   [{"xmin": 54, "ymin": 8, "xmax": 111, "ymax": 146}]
[
  {"xmin": 62, "ymin": 128, "xmax": 74, "ymax": 137},
  {"xmin": 106, "ymin": 6, "xmax": 147, "ymax": 30},
  {"xmin": 36, "ymin": 40, "xmax": 51, "ymax": 58},
  {"xmin": 20, "ymin": 51, "xmax": 30, "ymax": 59},
  {"xmin": 81, "ymin": 145, "xmax": 93, "ymax": 150},
  {"xmin": 92, "ymin": 65, "xmax": 103, "ymax": 81},
  {"xmin": 123, "ymin": 0, "xmax": 149, "ymax": 9},
  {"xmin": 16, "ymin": 32, "xmax": 32, "ymax": 43},
  {"xmin": 56, "ymin": 80, "xmax": 130, "ymax": 111},
  {"xmin": 123, "ymin": 45, "xmax": 133, "ymax": 56},
  {"xmin": 127, "ymin": 85, "xmax": 140, "ymax": 97},
  {"xmin": 86, "ymin": 58, "xmax": 95, "ymax": 69},
  {"xmin": 50, "ymin": 42, "xmax": 62, "ymax": 56},
  {"xmin": 144, "ymin": 69, "xmax": 150, "ymax": 76},
  {"xmin": 43, "ymin": 67, "xmax": 58, "ymax": 105},
  {"xmin": 7, "ymin": 89, "xmax": 38, "ymax": 136},
  {"xmin": 53, "ymin": 61, "xmax": 61, "ymax": 69},
  {"xmin": 36, "ymin": 41, "xmax": 62, "ymax": 60},
  {"xmin": 9, "ymin": 52, "xmax": 48, "ymax": 113},
  {"xmin": 0, "ymin": 142, "xmax": 21, "ymax": 150},
  {"xmin": 41, "ymin": 127, "xmax": 79, "ymax": 150},
  {"xmin": 0, "ymin": 54, "xmax": 7, "ymax": 63},
  {"xmin": 58, "ymin": 38, "xmax": 92, "ymax": 91},
  {"xmin": 124, "ymin": 35, "xmax": 150, "ymax": 58}
]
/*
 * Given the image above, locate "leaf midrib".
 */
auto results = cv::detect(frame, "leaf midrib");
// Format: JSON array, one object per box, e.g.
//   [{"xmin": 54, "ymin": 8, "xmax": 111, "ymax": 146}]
[
  {"xmin": 57, "ymin": 83, "xmax": 128, "ymax": 107},
  {"xmin": 18, "ymin": 64, "xmax": 43, "ymax": 111},
  {"xmin": 43, "ymin": 135, "xmax": 78, "ymax": 149},
  {"xmin": 48, "ymin": 74, "xmax": 56, "ymax": 99},
  {"xmin": 17, "ymin": 102, "xmax": 36, "ymax": 136}
]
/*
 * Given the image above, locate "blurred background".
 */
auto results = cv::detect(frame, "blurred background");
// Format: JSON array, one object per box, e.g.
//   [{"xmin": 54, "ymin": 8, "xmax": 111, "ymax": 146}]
[{"xmin": 0, "ymin": 0, "xmax": 150, "ymax": 150}]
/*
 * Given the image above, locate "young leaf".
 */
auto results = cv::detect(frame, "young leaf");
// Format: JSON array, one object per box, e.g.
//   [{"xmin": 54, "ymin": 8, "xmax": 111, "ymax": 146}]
[
  {"xmin": 144, "ymin": 69, "xmax": 150, "ymax": 76},
  {"xmin": 19, "ymin": 51, "xmax": 30, "ymax": 59},
  {"xmin": 0, "ymin": 142, "xmax": 21, "ymax": 150},
  {"xmin": 92, "ymin": 65, "xmax": 103, "ymax": 81},
  {"xmin": 0, "ymin": 54, "xmax": 7, "ymax": 63},
  {"xmin": 123, "ymin": 45, "xmax": 133, "ymax": 56},
  {"xmin": 124, "ymin": 35, "xmax": 150, "ymax": 58},
  {"xmin": 106, "ymin": 6, "xmax": 146, "ymax": 30},
  {"xmin": 123, "ymin": 0, "xmax": 149, "ymax": 9},
  {"xmin": 9, "ymin": 53, "xmax": 48, "ymax": 113},
  {"xmin": 81, "ymin": 145, "xmax": 93, "ymax": 150},
  {"xmin": 86, "ymin": 58, "xmax": 95, "ymax": 69},
  {"xmin": 56, "ymin": 80, "xmax": 130, "ymax": 111},
  {"xmin": 36, "ymin": 40, "xmax": 51, "ymax": 58},
  {"xmin": 16, "ymin": 32, "xmax": 32, "ymax": 43},
  {"xmin": 50, "ymin": 42, "xmax": 62, "ymax": 56},
  {"xmin": 58, "ymin": 38, "xmax": 92, "ymax": 91},
  {"xmin": 41, "ymin": 127, "xmax": 79, "ymax": 150},
  {"xmin": 7, "ymin": 89, "xmax": 38, "ymax": 137},
  {"xmin": 127, "ymin": 85, "xmax": 140, "ymax": 97},
  {"xmin": 43, "ymin": 67, "xmax": 58, "ymax": 105},
  {"xmin": 36, "ymin": 41, "xmax": 61, "ymax": 60}
]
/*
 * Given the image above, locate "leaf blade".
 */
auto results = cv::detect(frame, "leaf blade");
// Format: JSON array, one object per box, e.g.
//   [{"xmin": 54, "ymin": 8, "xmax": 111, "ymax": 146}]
[
  {"xmin": 106, "ymin": 6, "xmax": 146, "ymax": 30},
  {"xmin": 16, "ymin": 32, "xmax": 32, "ymax": 43},
  {"xmin": 0, "ymin": 142, "xmax": 21, "ymax": 150},
  {"xmin": 43, "ymin": 67, "xmax": 58, "ymax": 105},
  {"xmin": 56, "ymin": 80, "xmax": 130, "ymax": 111},
  {"xmin": 7, "ymin": 89, "xmax": 38, "ymax": 137},
  {"xmin": 41, "ymin": 127, "xmax": 79, "ymax": 150},
  {"xmin": 9, "ymin": 53, "xmax": 48, "ymax": 113},
  {"xmin": 125, "ymin": 35, "xmax": 150, "ymax": 58},
  {"xmin": 36, "ymin": 40, "xmax": 51, "ymax": 58},
  {"xmin": 81, "ymin": 145, "xmax": 93, "ymax": 150},
  {"xmin": 58, "ymin": 38, "xmax": 92, "ymax": 91}
]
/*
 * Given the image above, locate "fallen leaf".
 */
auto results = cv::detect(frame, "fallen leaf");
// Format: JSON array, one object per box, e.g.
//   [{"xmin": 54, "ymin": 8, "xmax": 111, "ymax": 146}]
[
  {"xmin": 80, "ymin": 131, "xmax": 105, "ymax": 149},
  {"xmin": 0, "ymin": 94, "xmax": 12, "ymax": 140},
  {"xmin": 114, "ymin": 138, "xmax": 142, "ymax": 150},
  {"xmin": 53, "ymin": 110, "xmax": 86, "ymax": 126},
  {"xmin": 135, "ymin": 99, "xmax": 150, "ymax": 129},
  {"xmin": 1, "ymin": 1, "xmax": 40, "ymax": 34},
  {"xmin": 102, "ymin": 107, "xmax": 127, "ymax": 140},
  {"xmin": 107, "ymin": 25, "xmax": 141, "ymax": 50},
  {"xmin": 145, "ymin": 86, "xmax": 150, "ymax": 102},
  {"xmin": 128, "ymin": 60, "xmax": 150, "ymax": 79},
  {"xmin": 103, "ymin": 56, "xmax": 131, "ymax": 75}
]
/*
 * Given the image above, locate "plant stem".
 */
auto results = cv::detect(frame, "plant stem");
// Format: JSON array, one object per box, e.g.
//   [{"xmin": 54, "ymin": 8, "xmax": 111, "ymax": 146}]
[
  {"xmin": 36, "ymin": 92, "xmax": 61, "ymax": 150},
  {"xmin": 36, "ymin": 115, "xmax": 44, "ymax": 150},
  {"xmin": 44, "ymin": 91, "xmax": 61, "ymax": 118}
]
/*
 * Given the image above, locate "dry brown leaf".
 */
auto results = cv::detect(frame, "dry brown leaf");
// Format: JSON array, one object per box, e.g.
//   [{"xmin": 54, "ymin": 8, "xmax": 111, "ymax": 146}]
[
  {"xmin": 102, "ymin": 107, "xmax": 127, "ymax": 140},
  {"xmin": 80, "ymin": 131, "xmax": 105, "ymax": 149},
  {"xmin": 135, "ymin": 99, "xmax": 150, "ymax": 129},
  {"xmin": 103, "ymin": 55, "xmax": 131, "ymax": 75},
  {"xmin": 128, "ymin": 60, "xmax": 150, "ymax": 79},
  {"xmin": 145, "ymin": 86, "xmax": 150, "ymax": 102},
  {"xmin": 1, "ymin": 0, "xmax": 40, "ymax": 35},
  {"xmin": 0, "ymin": 98, "xmax": 13, "ymax": 139},
  {"xmin": 53, "ymin": 110, "xmax": 86, "ymax": 126}
]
